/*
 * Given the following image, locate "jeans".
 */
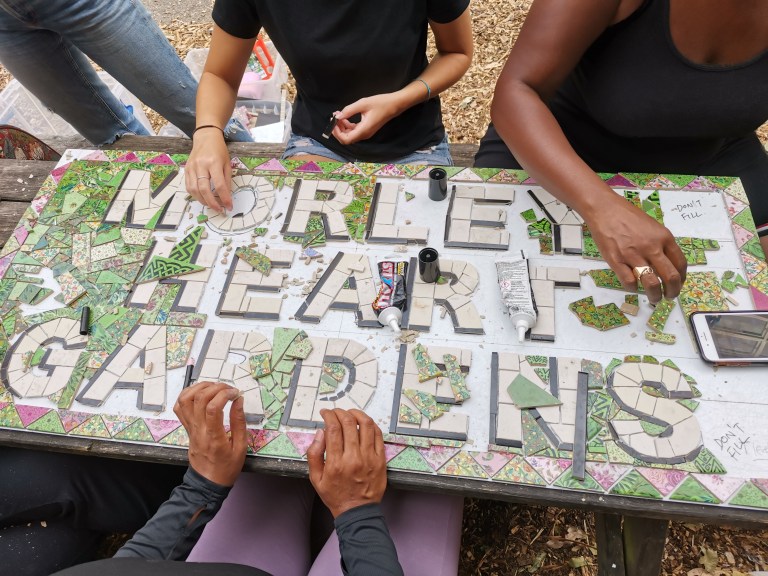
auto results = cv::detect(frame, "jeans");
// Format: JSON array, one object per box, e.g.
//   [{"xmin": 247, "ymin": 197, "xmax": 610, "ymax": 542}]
[
  {"xmin": 283, "ymin": 132, "xmax": 454, "ymax": 165},
  {"xmin": 0, "ymin": 0, "xmax": 198, "ymax": 144}
]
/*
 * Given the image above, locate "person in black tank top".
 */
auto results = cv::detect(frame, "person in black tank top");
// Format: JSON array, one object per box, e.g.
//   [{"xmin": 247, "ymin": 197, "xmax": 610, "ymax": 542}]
[{"xmin": 476, "ymin": 0, "xmax": 768, "ymax": 305}]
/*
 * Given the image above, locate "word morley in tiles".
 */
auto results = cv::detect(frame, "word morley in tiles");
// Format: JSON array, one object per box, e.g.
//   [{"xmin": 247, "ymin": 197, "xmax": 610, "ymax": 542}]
[{"xmin": 1, "ymin": 150, "xmax": 767, "ymax": 512}]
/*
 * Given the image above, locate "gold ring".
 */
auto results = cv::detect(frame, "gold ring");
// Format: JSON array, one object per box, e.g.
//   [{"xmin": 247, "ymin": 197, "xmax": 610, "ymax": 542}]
[{"xmin": 632, "ymin": 265, "xmax": 655, "ymax": 281}]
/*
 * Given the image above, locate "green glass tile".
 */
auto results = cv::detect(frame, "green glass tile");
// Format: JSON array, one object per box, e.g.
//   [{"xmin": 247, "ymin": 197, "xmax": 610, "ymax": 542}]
[
  {"xmin": 520, "ymin": 208, "xmax": 537, "ymax": 223},
  {"xmin": 403, "ymin": 389, "xmax": 445, "ymax": 421},
  {"xmin": 263, "ymin": 410, "xmax": 282, "ymax": 430},
  {"xmin": 692, "ymin": 448, "xmax": 727, "ymax": 474},
  {"xmin": 136, "ymin": 257, "xmax": 203, "ymax": 284},
  {"xmin": 533, "ymin": 367, "xmax": 550, "ymax": 383},
  {"xmin": 525, "ymin": 355, "xmax": 548, "ymax": 367},
  {"xmin": 611, "ymin": 469, "xmax": 662, "ymax": 499},
  {"xmin": 26, "ymin": 410, "xmax": 66, "ymax": 434},
  {"xmin": 647, "ymin": 299, "xmax": 675, "ymax": 332},
  {"xmin": 285, "ymin": 335, "xmax": 313, "ymax": 359},
  {"xmin": 387, "ymin": 446, "xmax": 433, "ymax": 473},
  {"xmin": 443, "ymin": 354, "xmax": 470, "ymax": 402},
  {"xmin": 669, "ymin": 476, "xmax": 720, "ymax": 504},
  {"xmin": 158, "ymin": 426, "xmax": 189, "ymax": 447},
  {"xmin": 114, "ymin": 418, "xmax": 155, "ymax": 442},
  {"xmin": 506, "ymin": 374, "xmax": 561, "ymax": 409},
  {"xmin": 271, "ymin": 328, "xmax": 301, "ymax": 366},
  {"xmin": 586, "ymin": 417, "xmax": 602, "ymax": 441},
  {"xmin": 412, "ymin": 343, "xmax": 442, "ymax": 382},
  {"xmin": 527, "ymin": 218, "xmax": 551, "ymax": 237},
  {"xmin": 581, "ymin": 359, "xmax": 604, "ymax": 390},
  {"xmin": 588, "ymin": 391, "xmax": 614, "ymax": 421},
  {"xmin": 250, "ymin": 353, "xmax": 272, "ymax": 378},
  {"xmin": 742, "ymin": 236, "xmax": 766, "ymax": 261},
  {"xmin": 604, "ymin": 358, "xmax": 623, "ymax": 377},
  {"xmin": 273, "ymin": 359, "xmax": 296, "ymax": 375},
  {"xmin": 729, "ymin": 482, "xmax": 768, "ymax": 509},
  {"xmin": 677, "ymin": 399, "xmax": 699, "ymax": 412},
  {"xmin": 258, "ymin": 434, "xmax": 301, "ymax": 458},
  {"xmin": 553, "ymin": 469, "xmax": 602, "ymax": 491},
  {"xmin": 604, "ymin": 440, "xmax": 635, "ymax": 464}
]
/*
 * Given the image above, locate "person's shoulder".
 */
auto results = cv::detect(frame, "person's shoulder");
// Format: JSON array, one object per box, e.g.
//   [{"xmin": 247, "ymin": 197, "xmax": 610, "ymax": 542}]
[{"xmin": 426, "ymin": 0, "xmax": 469, "ymax": 24}]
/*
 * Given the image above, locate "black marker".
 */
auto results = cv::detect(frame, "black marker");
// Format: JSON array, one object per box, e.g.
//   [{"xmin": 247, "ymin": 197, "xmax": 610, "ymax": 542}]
[
  {"xmin": 79, "ymin": 306, "xmax": 90, "ymax": 336},
  {"xmin": 183, "ymin": 358, "xmax": 195, "ymax": 389},
  {"xmin": 321, "ymin": 113, "xmax": 338, "ymax": 139}
]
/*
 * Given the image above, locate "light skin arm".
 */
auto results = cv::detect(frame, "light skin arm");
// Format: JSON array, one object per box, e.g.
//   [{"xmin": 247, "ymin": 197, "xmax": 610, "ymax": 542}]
[
  {"xmin": 185, "ymin": 25, "xmax": 256, "ymax": 213},
  {"xmin": 333, "ymin": 8, "xmax": 473, "ymax": 145},
  {"xmin": 491, "ymin": 0, "xmax": 687, "ymax": 303}
]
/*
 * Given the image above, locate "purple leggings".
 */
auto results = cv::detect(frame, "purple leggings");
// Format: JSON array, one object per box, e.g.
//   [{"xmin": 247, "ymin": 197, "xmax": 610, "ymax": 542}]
[{"xmin": 187, "ymin": 472, "xmax": 463, "ymax": 576}]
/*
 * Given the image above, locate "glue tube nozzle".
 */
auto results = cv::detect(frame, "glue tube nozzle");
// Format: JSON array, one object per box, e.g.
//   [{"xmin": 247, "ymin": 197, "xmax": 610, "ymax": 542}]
[{"xmin": 378, "ymin": 306, "xmax": 402, "ymax": 334}]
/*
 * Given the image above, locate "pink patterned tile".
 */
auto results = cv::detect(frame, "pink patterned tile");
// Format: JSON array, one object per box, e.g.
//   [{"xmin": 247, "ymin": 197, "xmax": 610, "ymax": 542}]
[
  {"xmin": 286, "ymin": 431, "xmax": 316, "ymax": 456},
  {"xmin": 0, "ymin": 253, "xmax": 14, "ymax": 279},
  {"xmin": 115, "ymin": 152, "xmax": 140, "ymax": 163},
  {"xmin": 605, "ymin": 174, "xmax": 637, "ymax": 188},
  {"xmin": 374, "ymin": 164, "xmax": 406, "ymax": 177},
  {"xmin": 145, "ymin": 418, "xmax": 183, "ymax": 442},
  {"xmin": 16, "ymin": 405, "xmax": 51, "ymax": 427},
  {"xmin": 527, "ymin": 456, "xmax": 572, "ymax": 484},
  {"xmin": 692, "ymin": 474, "xmax": 746, "ymax": 502},
  {"xmin": 752, "ymin": 287, "xmax": 768, "ymax": 310},
  {"xmin": 247, "ymin": 429, "xmax": 280, "ymax": 452},
  {"xmin": 50, "ymin": 162, "xmax": 71, "ymax": 183},
  {"xmin": 59, "ymin": 410, "xmax": 93, "ymax": 432},
  {"xmin": 585, "ymin": 462, "xmax": 632, "ymax": 491},
  {"xmin": 101, "ymin": 414, "xmax": 138, "ymax": 437},
  {"xmin": 636, "ymin": 467, "xmax": 687, "ymax": 496},
  {"xmin": 13, "ymin": 227, "xmax": 28, "ymax": 246},
  {"xmin": 417, "ymin": 445, "xmax": 461, "ymax": 471},
  {"xmin": 470, "ymin": 451, "xmax": 515, "ymax": 477},
  {"xmin": 147, "ymin": 153, "xmax": 175, "ymax": 165},
  {"xmin": 752, "ymin": 478, "xmax": 768, "ymax": 497},
  {"xmin": 384, "ymin": 442, "xmax": 407, "ymax": 462},
  {"xmin": 254, "ymin": 158, "xmax": 287, "ymax": 172},
  {"xmin": 83, "ymin": 150, "xmax": 109, "ymax": 161},
  {"xmin": 683, "ymin": 176, "xmax": 716, "ymax": 191},
  {"xmin": 295, "ymin": 161, "xmax": 323, "ymax": 173},
  {"xmin": 731, "ymin": 223, "xmax": 754, "ymax": 248}
]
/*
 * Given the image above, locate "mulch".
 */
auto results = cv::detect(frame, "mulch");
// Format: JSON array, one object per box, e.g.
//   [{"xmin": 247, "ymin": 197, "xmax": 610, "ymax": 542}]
[{"xmin": 1, "ymin": 2, "xmax": 768, "ymax": 574}]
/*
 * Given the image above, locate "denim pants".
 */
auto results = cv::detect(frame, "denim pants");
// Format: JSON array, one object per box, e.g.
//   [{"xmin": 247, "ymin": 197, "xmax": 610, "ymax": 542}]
[{"xmin": 0, "ymin": 0, "xmax": 198, "ymax": 144}]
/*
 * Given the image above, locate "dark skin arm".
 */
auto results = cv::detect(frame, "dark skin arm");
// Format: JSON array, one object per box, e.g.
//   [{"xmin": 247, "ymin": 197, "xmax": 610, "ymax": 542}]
[{"xmin": 491, "ymin": 0, "xmax": 687, "ymax": 304}]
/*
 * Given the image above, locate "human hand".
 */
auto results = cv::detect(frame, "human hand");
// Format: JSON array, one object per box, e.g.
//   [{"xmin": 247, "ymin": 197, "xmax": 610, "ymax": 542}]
[
  {"xmin": 173, "ymin": 381, "xmax": 247, "ymax": 487},
  {"xmin": 585, "ymin": 193, "xmax": 687, "ymax": 304},
  {"xmin": 184, "ymin": 128, "xmax": 233, "ymax": 212},
  {"xmin": 307, "ymin": 408, "xmax": 387, "ymax": 518},
  {"xmin": 331, "ymin": 93, "xmax": 404, "ymax": 145}
]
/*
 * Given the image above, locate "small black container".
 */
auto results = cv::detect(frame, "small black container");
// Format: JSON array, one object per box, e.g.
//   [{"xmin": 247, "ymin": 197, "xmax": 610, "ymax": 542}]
[
  {"xmin": 428, "ymin": 167, "xmax": 448, "ymax": 201},
  {"xmin": 418, "ymin": 247, "xmax": 441, "ymax": 283}
]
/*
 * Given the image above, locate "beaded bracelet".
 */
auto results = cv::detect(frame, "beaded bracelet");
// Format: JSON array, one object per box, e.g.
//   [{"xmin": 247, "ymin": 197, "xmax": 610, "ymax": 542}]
[{"xmin": 416, "ymin": 78, "xmax": 432, "ymax": 101}]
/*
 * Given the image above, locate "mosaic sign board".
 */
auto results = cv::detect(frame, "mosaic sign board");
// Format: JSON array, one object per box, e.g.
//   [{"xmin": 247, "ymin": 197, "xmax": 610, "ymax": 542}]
[{"xmin": 1, "ymin": 149, "xmax": 768, "ymax": 513}]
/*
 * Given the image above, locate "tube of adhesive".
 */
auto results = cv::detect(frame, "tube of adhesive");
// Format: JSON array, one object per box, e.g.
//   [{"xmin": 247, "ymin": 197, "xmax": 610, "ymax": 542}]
[
  {"xmin": 495, "ymin": 252, "xmax": 538, "ymax": 343},
  {"xmin": 372, "ymin": 261, "xmax": 409, "ymax": 333}
]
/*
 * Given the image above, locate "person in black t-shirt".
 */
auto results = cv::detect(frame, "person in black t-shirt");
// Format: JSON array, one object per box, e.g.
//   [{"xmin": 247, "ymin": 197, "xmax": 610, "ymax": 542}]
[
  {"xmin": 185, "ymin": 0, "xmax": 472, "ymax": 213},
  {"xmin": 476, "ymin": 0, "xmax": 768, "ymax": 306}
]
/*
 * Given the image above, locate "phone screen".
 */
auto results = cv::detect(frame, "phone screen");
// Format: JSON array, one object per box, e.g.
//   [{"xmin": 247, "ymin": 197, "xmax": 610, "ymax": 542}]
[{"xmin": 704, "ymin": 313, "xmax": 768, "ymax": 359}]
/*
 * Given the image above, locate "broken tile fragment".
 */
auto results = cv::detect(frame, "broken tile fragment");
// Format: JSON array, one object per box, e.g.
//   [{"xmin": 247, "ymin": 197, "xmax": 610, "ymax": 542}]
[
  {"xmin": 412, "ymin": 343, "xmax": 442, "ymax": 382},
  {"xmin": 403, "ymin": 388, "xmax": 445, "ymax": 421}
]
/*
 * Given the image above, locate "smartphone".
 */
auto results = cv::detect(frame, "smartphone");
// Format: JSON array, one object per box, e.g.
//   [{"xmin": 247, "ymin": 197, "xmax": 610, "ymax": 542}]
[{"xmin": 691, "ymin": 311, "xmax": 768, "ymax": 365}]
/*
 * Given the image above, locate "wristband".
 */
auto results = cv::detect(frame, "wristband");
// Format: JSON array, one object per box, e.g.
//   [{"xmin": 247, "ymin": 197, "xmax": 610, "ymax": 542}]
[
  {"xmin": 193, "ymin": 125, "xmax": 224, "ymax": 137},
  {"xmin": 416, "ymin": 78, "xmax": 431, "ymax": 101}
]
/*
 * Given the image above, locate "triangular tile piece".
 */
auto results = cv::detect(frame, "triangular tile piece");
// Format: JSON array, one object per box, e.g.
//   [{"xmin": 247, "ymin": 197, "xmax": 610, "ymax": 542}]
[
  {"xmin": 724, "ymin": 193, "xmax": 749, "ymax": 217},
  {"xmin": 488, "ymin": 169, "xmax": 528, "ymax": 184},
  {"xmin": 585, "ymin": 462, "xmax": 632, "ymax": 491},
  {"xmin": 247, "ymin": 429, "xmax": 281, "ymax": 453},
  {"xmin": 59, "ymin": 410, "xmax": 93, "ymax": 432},
  {"xmin": 255, "ymin": 157, "xmax": 288, "ymax": 172},
  {"xmin": 438, "ymin": 451, "xmax": 489, "ymax": 479},
  {"xmin": 604, "ymin": 174, "xmax": 637, "ymax": 188},
  {"xmin": 159, "ymin": 426, "xmax": 189, "ymax": 447},
  {"xmin": 669, "ymin": 476, "xmax": 720, "ymax": 504},
  {"xmin": 50, "ymin": 163, "xmax": 72, "ymax": 183},
  {"xmin": 683, "ymin": 176, "xmax": 716, "ymax": 191},
  {"xmin": 295, "ymin": 161, "xmax": 323, "ymax": 173},
  {"xmin": 636, "ymin": 467, "xmax": 687, "ymax": 496},
  {"xmin": 16, "ymin": 405, "xmax": 52, "ymax": 427},
  {"xmin": 258, "ymin": 433, "xmax": 302, "ymax": 458},
  {"xmin": 553, "ymin": 469, "xmax": 602, "ymax": 491},
  {"xmin": 286, "ymin": 431, "xmax": 316, "ymax": 457},
  {"xmin": 0, "ymin": 404, "xmax": 24, "ymax": 428},
  {"xmin": 527, "ymin": 456, "xmax": 572, "ymax": 484},
  {"xmin": 26, "ymin": 410, "xmax": 66, "ymax": 434},
  {"xmin": 115, "ymin": 152, "xmax": 140, "ymax": 163},
  {"xmin": 101, "ymin": 414, "xmax": 138, "ymax": 437},
  {"xmin": 331, "ymin": 163, "xmax": 365, "ymax": 175},
  {"xmin": 753, "ymin": 479, "xmax": 768, "ymax": 498},
  {"xmin": 416, "ymin": 445, "xmax": 461, "ymax": 471},
  {"xmin": 751, "ymin": 287, "xmax": 768, "ymax": 310},
  {"xmin": 114, "ymin": 418, "xmax": 155, "ymax": 442},
  {"xmin": 146, "ymin": 419, "xmax": 183, "ymax": 442},
  {"xmin": 506, "ymin": 374, "xmax": 561, "ymax": 408},
  {"xmin": 147, "ymin": 154, "xmax": 175, "ymax": 165},
  {"xmin": 388, "ymin": 446, "xmax": 433, "ymax": 473},
  {"xmin": 83, "ymin": 150, "xmax": 109, "ymax": 161},
  {"xmin": 470, "ymin": 451, "xmax": 514, "ymax": 477},
  {"xmin": 373, "ymin": 164, "xmax": 405, "ymax": 177},
  {"xmin": 472, "ymin": 167, "xmax": 502, "ymax": 181},
  {"xmin": 728, "ymin": 482, "xmax": 768, "ymax": 509},
  {"xmin": 451, "ymin": 167, "xmax": 483, "ymax": 182},
  {"xmin": 271, "ymin": 328, "xmax": 301, "ymax": 366},
  {"xmin": 493, "ymin": 454, "xmax": 547, "ymax": 485},
  {"xmin": 731, "ymin": 223, "xmax": 754, "ymax": 247},
  {"xmin": 70, "ymin": 415, "xmax": 111, "ymax": 438},
  {"xmin": 383, "ymin": 442, "xmax": 408, "ymax": 462},
  {"xmin": 168, "ymin": 226, "xmax": 204, "ymax": 263},
  {"xmin": 692, "ymin": 474, "xmax": 746, "ymax": 502},
  {"xmin": 610, "ymin": 469, "xmax": 662, "ymax": 499},
  {"xmin": 692, "ymin": 447, "xmax": 727, "ymax": 474},
  {"xmin": 660, "ymin": 174, "xmax": 696, "ymax": 188}
]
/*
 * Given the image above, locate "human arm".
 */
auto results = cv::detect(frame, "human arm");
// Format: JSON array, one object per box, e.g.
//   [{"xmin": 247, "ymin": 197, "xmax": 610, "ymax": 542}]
[
  {"xmin": 307, "ymin": 409, "xmax": 403, "ymax": 576},
  {"xmin": 332, "ymin": 6, "xmax": 473, "ymax": 146},
  {"xmin": 185, "ymin": 25, "xmax": 256, "ymax": 212},
  {"xmin": 115, "ymin": 382, "xmax": 247, "ymax": 560},
  {"xmin": 490, "ymin": 0, "xmax": 686, "ymax": 303}
]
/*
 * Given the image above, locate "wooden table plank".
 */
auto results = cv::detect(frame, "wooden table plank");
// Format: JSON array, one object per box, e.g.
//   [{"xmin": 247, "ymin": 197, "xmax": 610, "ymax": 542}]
[
  {"xmin": 0, "ymin": 160, "xmax": 57, "ymax": 202},
  {"xmin": 0, "ymin": 200, "xmax": 30, "ymax": 246}
]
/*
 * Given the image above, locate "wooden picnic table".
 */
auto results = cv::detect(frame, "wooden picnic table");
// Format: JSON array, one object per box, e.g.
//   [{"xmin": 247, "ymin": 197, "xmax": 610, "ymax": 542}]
[{"xmin": 1, "ymin": 134, "xmax": 765, "ymax": 576}]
